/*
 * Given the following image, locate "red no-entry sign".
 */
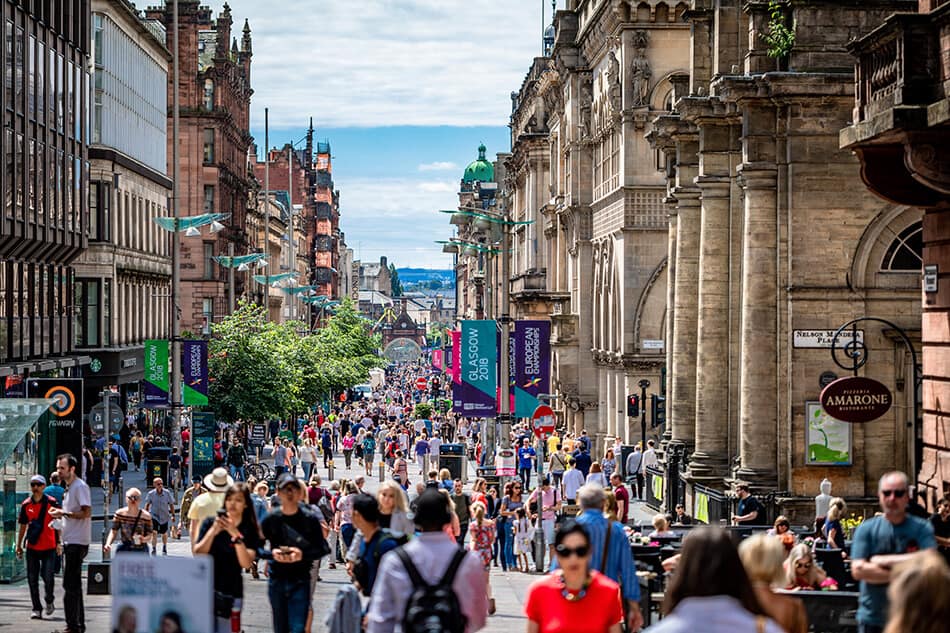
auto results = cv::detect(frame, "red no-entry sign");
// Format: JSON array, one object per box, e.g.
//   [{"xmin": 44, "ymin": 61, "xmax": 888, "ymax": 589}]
[
  {"xmin": 415, "ymin": 377, "xmax": 427, "ymax": 390},
  {"xmin": 532, "ymin": 404, "xmax": 555, "ymax": 437}
]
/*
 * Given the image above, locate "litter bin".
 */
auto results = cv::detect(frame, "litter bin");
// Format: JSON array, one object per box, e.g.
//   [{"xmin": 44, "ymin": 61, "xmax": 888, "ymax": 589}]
[
  {"xmin": 439, "ymin": 443, "xmax": 467, "ymax": 482},
  {"xmin": 145, "ymin": 447, "xmax": 171, "ymax": 486}
]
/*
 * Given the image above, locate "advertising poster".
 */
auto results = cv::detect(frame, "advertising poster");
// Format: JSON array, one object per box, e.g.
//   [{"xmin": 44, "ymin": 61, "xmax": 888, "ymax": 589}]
[
  {"xmin": 182, "ymin": 340, "xmax": 209, "ymax": 406},
  {"xmin": 191, "ymin": 411, "xmax": 217, "ymax": 479},
  {"xmin": 111, "ymin": 554, "xmax": 213, "ymax": 633},
  {"xmin": 27, "ymin": 378, "xmax": 83, "ymax": 471},
  {"xmin": 143, "ymin": 339, "xmax": 169, "ymax": 407},
  {"xmin": 806, "ymin": 401, "xmax": 852, "ymax": 465},
  {"xmin": 495, "ymin": 447, "xmax": 516, "ymax": 476},
  {"xmin": 512, "ymin": 320, "xmax": 551, "ymax": 418},
  {"xmin": 452, "ymin": 320, "xmax": 497, "ymax": 415}
]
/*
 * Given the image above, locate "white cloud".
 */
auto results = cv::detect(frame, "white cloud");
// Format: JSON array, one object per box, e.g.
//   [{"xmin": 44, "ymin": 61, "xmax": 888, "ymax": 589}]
[
  {"xmin": 219, "ymin": 1, "xmax": 546, "ymax": 128},
  {"xmin": 418, "ymin": 161, "xmax": 458, "ymax": 171},
  {"xmin": 418, "ymin": 181, "xmax": 457, "ymax": 193},
  {"xmin": 333, "ymin": 176, "xmax": 459, "ymax": 269}
]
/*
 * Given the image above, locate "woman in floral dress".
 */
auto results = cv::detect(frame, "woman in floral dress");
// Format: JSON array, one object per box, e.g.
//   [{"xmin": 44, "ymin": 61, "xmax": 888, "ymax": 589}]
[{"xmin": 470, "ymin": 501, "xmax": 497, "ymax": 615}]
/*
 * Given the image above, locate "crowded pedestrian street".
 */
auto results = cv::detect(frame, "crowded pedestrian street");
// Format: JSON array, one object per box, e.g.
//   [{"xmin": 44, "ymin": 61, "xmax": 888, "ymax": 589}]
[{"xmin": 3, "ymin": 1, "xmax": 950, "ymax": 633}]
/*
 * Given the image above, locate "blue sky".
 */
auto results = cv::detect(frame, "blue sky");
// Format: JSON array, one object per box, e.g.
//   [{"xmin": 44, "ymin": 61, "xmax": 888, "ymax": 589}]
[{"xmin": 211, "ymin": 1, "xmax": 558, "ymax": 268}]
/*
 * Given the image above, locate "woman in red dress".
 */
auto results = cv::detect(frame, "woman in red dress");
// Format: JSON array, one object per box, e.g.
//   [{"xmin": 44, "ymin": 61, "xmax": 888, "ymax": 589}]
[{"xmin": 469, "ymin": 501, "xmax": 497, "ymax": 615}]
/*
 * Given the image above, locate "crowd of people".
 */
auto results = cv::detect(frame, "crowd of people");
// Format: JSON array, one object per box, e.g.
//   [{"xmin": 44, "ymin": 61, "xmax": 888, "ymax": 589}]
[{"xmin": 12, "ymin": 359, "xmax": 950, "ymax": 633}]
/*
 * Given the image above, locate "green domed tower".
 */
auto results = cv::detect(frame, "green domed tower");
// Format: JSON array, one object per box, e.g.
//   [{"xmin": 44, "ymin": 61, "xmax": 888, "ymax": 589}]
[{"xmin": 462, "ymin": 144, "xmax": 494, "ymax": 183}]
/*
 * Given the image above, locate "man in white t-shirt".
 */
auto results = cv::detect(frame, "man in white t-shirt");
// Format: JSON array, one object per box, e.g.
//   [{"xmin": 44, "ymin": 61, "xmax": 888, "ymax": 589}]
[
  {"xmin": 48, "ymin": 454, "xmax": 91, "ymax": 633},
  {"xmin": 428, "ymin": 435, "xmax": 442, "ymax": 466}
]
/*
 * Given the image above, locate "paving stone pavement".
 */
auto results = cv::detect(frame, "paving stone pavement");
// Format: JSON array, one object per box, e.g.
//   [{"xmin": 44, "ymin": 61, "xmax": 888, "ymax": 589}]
[{"xmin": 0, "ymin": 455, "xmax": 655, "ymax": 632}]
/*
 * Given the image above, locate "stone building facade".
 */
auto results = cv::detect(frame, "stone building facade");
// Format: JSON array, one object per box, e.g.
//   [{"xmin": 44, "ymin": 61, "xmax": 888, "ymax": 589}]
[
  {"xmin": 144, "ymin": 1, "xmax": 255, "ymax": 334},
  {"xmin": 841, "ymin": 0, "xmax": 950, "ymax": 508},
  {"xmin": 650, "ymin": 0, "xmax": 921, "ymax": 520},
  {"xmin": 74, "ymin": 0, "xmax": 172, "ymax": 411},
  {"xmin": 533, "ymin": 1, "xmax": 690, "ymax": 450}
]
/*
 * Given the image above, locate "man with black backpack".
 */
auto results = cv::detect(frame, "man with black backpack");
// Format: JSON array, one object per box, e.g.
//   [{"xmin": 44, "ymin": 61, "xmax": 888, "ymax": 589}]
[
  {"xmin": 367, "ymin": 487, "xmax": 487, "ymax": 633},
  {"xmin": 350, "ymin": 494, "xmax": 401, "ymax": 597}
]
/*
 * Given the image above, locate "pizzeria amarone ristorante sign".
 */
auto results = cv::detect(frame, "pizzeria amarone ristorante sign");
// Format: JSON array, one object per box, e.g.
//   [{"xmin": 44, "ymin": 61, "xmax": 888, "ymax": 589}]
[{"xmin": 819, "ymin": 376, "xmax": 892, "ymax": 423}]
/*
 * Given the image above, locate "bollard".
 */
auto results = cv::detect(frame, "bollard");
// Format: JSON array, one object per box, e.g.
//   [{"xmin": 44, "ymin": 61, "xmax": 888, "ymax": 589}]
[
  {"xmin": 327, "ymin": 459, "xmax": 334, "ymax": 482},
  {"xmin": 533, "ymin": 521, "xmax": 546, "ymax": 572},
  {"xmin": 379, "ymin": 461, "xmax": 385, "ymax": 483}
]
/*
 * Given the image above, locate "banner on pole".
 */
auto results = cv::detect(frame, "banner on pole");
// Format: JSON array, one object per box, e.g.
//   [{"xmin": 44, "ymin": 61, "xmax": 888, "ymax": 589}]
[
  {"xmin": 191, "ymin": 412, "xmax": 216, "ymax": 479},
  {"xmin": 450, "ymin": 330, "xmax": 461, "ymax": 384},
  {"xmin": 432, "ymin": 349, "xmax": 443, "ymax": 371},
  {"xmin": 143, "ymin": 339, "xmax": 169, "ymax": 407},
  {"xmin": 513, "ymin": 320, "xmax": 551, "ymax": 418},
  {"xmin": 452, "ymin": 320, "xmax": 497, "ymax": 415},
  {"xmin": 182, "ymin": 340, "xmax": 209, "ymax": 406}
]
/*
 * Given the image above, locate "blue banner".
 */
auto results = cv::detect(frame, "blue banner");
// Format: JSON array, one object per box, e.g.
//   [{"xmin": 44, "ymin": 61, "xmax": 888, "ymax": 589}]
[
  {"xmin": 513, "ymin": 320, "xmax": 551, "ymax": 418},
  {"xmin": 453, "ymin": 320, "xmax": 497, "ymax": 416}
]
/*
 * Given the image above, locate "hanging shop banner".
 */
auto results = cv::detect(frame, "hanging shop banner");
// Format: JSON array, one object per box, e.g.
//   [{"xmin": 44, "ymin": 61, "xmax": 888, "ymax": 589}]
[
  {"xmin": 452, "ymin": 320, "xmax": 497, "ymax": 415},
  {"xmin": 182, "ymin": 340, "xmax": 209, "ymax": 406},
  {"xmin": 191, "ymin": 412, "xmax": 217, "ymax": 479},
  {"xmin": 143, "ymin": 339, "xmax": 169, "ymax": 407},
  {"xmin": 111, "ymin": 554, "xmax": 213, "ymax": 633},
  {"xmin": 27, "ymin": 378, "xmax": 83, "ymax": 464},
  {"xmin": 432, "ymin": 349, "xmax": 444, "ymax": 371},
  {"xmin": 513, "ymin": 320, "xmax": 551, "ymax": 418},
  {"xmin": 805, "ymin": 401, "xmax": 852, "ymax": 465},
  {"xmin": 450, "ymin": 330, "xmax": 461, "ymax": 384},
  {"xmin": 819, "ymin": 375, "xmax": 892, "ymax": 423}
]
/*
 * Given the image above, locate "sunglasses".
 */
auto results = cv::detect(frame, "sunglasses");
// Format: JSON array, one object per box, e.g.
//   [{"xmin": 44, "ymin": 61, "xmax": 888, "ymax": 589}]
[
  {"xmin": 555, "ymin": 544, "xmax": 590, "ymax": 558},
  {"xmin": 881, "ymin": 489, "xmax": 907, "ymax": 498},
  {"xmin": 795, "ymin": 562, "xmax": 812, "ymax": 569},
  {"xmin": 127, "ymin": 495, "xmax": 140, "ymax": 500}
]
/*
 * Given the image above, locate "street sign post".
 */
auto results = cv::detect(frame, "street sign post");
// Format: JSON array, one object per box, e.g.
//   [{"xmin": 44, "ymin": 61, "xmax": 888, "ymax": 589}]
[
  {"xmin": 415, "ymin": 377, "xmax": 427, "ymax": 391},
  {"xmin": 532, "ymin": 404, "xmax": 555, "ymax": 437}
]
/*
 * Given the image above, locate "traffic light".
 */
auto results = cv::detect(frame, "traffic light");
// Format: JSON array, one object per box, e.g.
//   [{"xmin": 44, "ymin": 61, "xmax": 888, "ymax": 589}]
[
  {"xmin": 652, "ymin": 394, "xmax": 666, "ymax": 428},
  {"xmin": 626, "ymin": 394, "xmax": 640, "ymax": 417}
]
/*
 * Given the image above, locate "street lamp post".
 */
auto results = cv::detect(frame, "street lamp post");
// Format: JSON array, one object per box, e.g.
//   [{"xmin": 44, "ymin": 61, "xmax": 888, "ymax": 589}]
[
  {"xmin": 170, "ymin": 0, "xmax": 182, "ymax": 454},
  {"xmin": 639, "ymin": 379, "xmax": 650, "ymax": 449}
]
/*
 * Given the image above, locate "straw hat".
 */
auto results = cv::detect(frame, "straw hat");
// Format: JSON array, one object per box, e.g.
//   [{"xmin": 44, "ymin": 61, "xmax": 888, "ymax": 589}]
[{"xmin": 203, "ymin": 467, "xmax": 234, "ymax": 493}]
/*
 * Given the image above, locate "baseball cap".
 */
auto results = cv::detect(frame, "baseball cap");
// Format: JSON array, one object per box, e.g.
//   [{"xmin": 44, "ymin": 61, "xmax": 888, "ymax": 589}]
[
  {"xmin": 276, "ymin": 472, "xmax": 301, "ymax": 490},
  {"xmin": 30, "ymin": 474, "xmax": 47, "ymax": 486}
]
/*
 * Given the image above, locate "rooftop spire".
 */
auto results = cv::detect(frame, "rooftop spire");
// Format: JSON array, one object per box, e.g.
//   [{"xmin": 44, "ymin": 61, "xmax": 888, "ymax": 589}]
[{"xmin": 241, "ymin": 18, "xmax": 252, "ymax": 54}]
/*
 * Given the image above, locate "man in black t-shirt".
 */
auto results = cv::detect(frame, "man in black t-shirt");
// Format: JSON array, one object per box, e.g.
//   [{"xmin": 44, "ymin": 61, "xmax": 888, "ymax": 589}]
[
  {"xmin": 931, "ymin": 496, "xmax": 950, "ymax": 567},
  {"xmin": 259, "ymin": 473, "xmax": 329, "ymax": 633},
  {"xmin": 732, "ymin": 484, "xmax": 765, "ymax": 526},
  {"xmin": 227, "ymin": 439, "xmax": 247, "ymax": 482}
]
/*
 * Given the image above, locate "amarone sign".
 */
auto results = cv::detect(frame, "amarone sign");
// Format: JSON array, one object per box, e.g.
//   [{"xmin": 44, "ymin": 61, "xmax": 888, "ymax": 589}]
[{"xmin": 820, "ymin": 376, "xmax": 892, "ymax": 423}]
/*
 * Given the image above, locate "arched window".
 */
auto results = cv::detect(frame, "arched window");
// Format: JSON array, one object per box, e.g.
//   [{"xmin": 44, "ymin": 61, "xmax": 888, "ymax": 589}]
[
  {"xmin": 881, "ymin": 221, "xmax": 922, "ymax": 271},
  {"xmin": 203, "ymin": 79, "xmax": 214, "ymax": 111}
]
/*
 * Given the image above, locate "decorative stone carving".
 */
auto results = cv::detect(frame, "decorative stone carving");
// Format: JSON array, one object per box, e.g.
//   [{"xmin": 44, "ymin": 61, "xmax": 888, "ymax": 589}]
[
  {"xmin": 608, "ymin": 50, "xmax": 622, "ymax": 113},
  {"xmin": 630, "ymin": 30, "xmax": 651, "ymax": 106},
  {"xmin": 579, "ymin": 79, "xmax": 593, "ymax": 141}
]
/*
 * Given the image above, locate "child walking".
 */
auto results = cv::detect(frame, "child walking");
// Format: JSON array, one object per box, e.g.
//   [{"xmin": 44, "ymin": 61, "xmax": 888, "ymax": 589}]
[{"xmin": 512, "ymin": 506, "xmax": 534, "ymax": 572}]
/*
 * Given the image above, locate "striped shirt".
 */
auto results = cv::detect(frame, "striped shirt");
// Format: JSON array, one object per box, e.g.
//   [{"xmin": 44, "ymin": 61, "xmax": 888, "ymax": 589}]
[{"xmin": 575, "ymin": 509, "xmax": 640, "ymax": 602}]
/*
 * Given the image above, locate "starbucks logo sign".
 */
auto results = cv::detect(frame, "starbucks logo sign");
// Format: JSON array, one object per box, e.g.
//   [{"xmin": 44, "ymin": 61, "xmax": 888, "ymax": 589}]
[{"xmin": 90, "ymin": 358, "xmax": 102, "ymax": 373}]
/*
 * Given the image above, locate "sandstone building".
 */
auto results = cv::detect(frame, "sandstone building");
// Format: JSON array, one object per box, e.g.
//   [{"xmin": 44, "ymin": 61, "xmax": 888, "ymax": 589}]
[
  {"xmin": 144, "ymin": 1, "xmax": 254, "ymax": 334},
  {"xmin": 842, "ymin": 0, "xmax": 950, "ymax": 508},
  {"xmin": 650, "ymin": 0, "xmax": 921, "ymax": 521}
]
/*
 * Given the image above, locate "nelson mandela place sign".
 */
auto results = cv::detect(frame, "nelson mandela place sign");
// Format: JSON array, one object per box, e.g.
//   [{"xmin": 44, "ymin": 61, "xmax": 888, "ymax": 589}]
[{"xmin": 820, "ymin": 376, "xmax": 892, "ymax": 423}]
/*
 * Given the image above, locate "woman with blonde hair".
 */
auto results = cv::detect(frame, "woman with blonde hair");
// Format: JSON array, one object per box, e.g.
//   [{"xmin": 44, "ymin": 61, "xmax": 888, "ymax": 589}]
[
  {"xmin": 603, "ymin": 489, "xmax": 619, "ymax": 522},
  {"xmin": 376, "ymin": 480, "xmax": 414, "ymax": 536},
  {"xmin": 469, "ymin": 501, "xmax": 496, "ymax": 615},
  {"xmin": 649, "ymin": 513, "xmax": 676, "ymax": 539},
  {"xmin": 884, "ymin": 551, "xmax": 950, "ymax": 633},
  {"xmin": 739, "ymin": 534, "xmax": 808, "ymax": 633},
  {"xmin": 298, "ymin": 437, "xmax": 316, "ymax": 481},
  {"xmin": 822, "ymin": 497, "xmax": 847, "ymax": 550},
  {"xmin": 784, "ymin": 543, "xmax": 827, "ymax": 590}
]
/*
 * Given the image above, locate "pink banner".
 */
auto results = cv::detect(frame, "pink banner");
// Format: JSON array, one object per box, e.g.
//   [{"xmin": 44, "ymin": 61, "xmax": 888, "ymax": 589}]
[
  {"xmin": 432, "ymin": 349, "xmax": 443, "ymax": 370},
  {"xmin": 450, "ymin": 330, "xmax": 461, "ymax": 384}
]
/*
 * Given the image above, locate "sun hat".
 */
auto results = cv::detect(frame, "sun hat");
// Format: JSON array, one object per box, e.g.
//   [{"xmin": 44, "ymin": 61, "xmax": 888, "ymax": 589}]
[{"xmin": 203, "ymin": 467, "xmax": 234, "ymax": 492}]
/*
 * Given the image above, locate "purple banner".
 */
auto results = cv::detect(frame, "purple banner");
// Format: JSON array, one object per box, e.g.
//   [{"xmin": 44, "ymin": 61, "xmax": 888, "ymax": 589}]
[
  {"xmin": 513, "ymin": 320, "xmax": 551, "ymax": 418},
  {"xmin": 182, "ymin": 340, "xmax": 209, "ymax": 406}
]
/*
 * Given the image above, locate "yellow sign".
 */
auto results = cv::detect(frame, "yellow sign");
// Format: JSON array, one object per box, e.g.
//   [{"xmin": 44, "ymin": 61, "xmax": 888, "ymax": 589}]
[
  {"xmin": 652, "ymin": 474, "xmax": 664, "ymax": 502},
  {"xmin": 696, "ymin": 492, "xmax": 710, "ymax": 524}
]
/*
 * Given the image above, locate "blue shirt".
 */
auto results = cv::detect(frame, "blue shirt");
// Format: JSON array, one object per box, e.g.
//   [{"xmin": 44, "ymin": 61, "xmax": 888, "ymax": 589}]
[
  {"xmin": 517, "ymin": 446, "xmax": 536, "ymax": 469},
  {"xmin": 851, "ymin": 514, "xmax": 935, "ymax": 626},
  {"xmin": 572, "ymin": 450, "xmax": 592, "ymax": 477},
  {"xmin": 565, "ymin": 510, "xmax": 639, "ymax": 602},
  {"xmin": 43, "ymin": 484, "xmax": 65, "ymax": 506}
]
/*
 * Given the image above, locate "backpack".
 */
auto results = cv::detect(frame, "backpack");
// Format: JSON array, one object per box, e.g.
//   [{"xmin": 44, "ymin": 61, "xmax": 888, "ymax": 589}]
[
  {"xmin": 214, "ymin": 441, "xmax": 225, "ymax": 462},
  {"xmin": 396, "ymin": 547, "xmax": 467, "ymax": 633},
  {"xmin": 352, "ymin": 529, "xmax": 404, "ymax": 597}
]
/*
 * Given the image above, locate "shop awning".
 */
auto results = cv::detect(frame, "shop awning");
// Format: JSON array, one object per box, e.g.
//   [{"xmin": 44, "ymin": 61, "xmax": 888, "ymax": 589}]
[{"xmin": 0, "ymin": 399, "xmax": 55, "ymax": 465}]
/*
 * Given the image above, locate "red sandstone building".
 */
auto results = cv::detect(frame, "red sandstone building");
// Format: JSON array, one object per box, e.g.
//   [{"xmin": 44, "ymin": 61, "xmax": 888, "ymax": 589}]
[
  {"xmin": 145, "ymin": 1, "xmax": 255, "ymax": 333},
  {"xmin": 842, "ymin": 0, "xmax": 950, "ymax": 506},
  {"xmin": 312, "ymin": 141, "xmax": 341, "ymax": 303}
]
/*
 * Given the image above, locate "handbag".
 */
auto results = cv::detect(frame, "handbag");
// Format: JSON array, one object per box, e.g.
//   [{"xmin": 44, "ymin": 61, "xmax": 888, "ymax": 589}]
[{"xmin": 116, "ymin": 510, "xmax": 147, "ymax": 552}]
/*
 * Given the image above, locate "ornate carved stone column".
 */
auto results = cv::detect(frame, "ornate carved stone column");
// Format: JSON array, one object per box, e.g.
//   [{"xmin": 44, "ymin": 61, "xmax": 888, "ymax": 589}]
[{"xmin": 736, "ymin": 165, "xmax": 779, "ymax": 486}]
